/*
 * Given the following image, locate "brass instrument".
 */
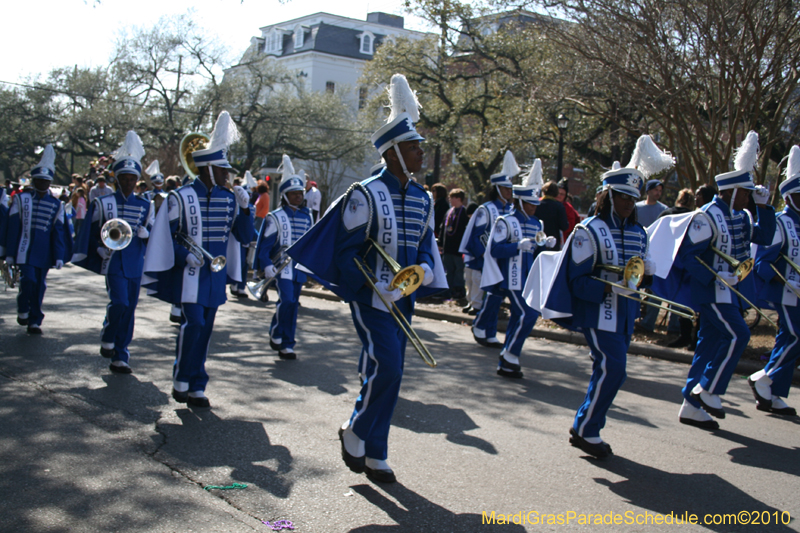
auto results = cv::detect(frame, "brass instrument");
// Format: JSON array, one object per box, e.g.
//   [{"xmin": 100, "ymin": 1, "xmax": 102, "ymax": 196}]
[
  {"xmin": 2, "ymin": 261, "xmax": 19, "ymax": 290},
  {"xmin": 768, "ymin": 252, "xmax": 800, "ymax": 299},
  {"xmin": 179, "ymin": 132, "xmax": 210, "ymax": 179},
  {"xmin": 247, "ymin": 247, "xmax": 292, "ymax": 302},
  {"xmin": 592, "ymin": 256, "xmax": 696, "ymax": 320},
  {"xmin": 100, "ymin": 218, "xmax": 133, "ymax": 250},
  {"xmin": 534, "ymin": 231, "xmax": 548, "ymax": 246},
  {"xmin": 711, "ymin": 246, "xmax": 753, "ymax": 281},
  {"xmin": 695, "ymin": 256, "xmax": 777, "ymax": 329},
  {"xmin": 363, "ymin": 238, "xmax": 424, "ymax": 297},
  {"xmin": 175, "ymin": 232, "xmax": 227, "ymax": 273}
]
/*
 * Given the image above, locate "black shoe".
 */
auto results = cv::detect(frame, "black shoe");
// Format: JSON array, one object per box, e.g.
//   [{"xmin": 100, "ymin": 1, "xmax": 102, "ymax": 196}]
[
  {"xmin": 474, "ymin": 333, "xmax": 503, "ymax": 349},
  {"xmin": 467, "ymin": 308, "xmax": 478, "ymax": 316},
  {"xmin": 667, "ymin": 335, "xmax": 691, "ymax": 348},
  {"xmin": 569, "ymin": 428, "xmax": 612, "ymax": 458},
  {"xmin": 100, "ymin": 347, "xmax": 116, "ymax": 359},
  {"xmin": 338, "ymin": 427, "xmax": 365, "ymax": 473},
  {"xmin": 269, "ymin": 338, "xmax": 282, "ymax": 351},
  {"xmin": 172, "ymin": 388, "xmax": 189, "ymax": 403},
  {"xmin": 17, "ymin": 316, "xmax": 28, "ymax": 326},
  {"xmin": 497, "ymin": 356, "xmax": 524, "ymax": 379},
  {"xmin": 679, "ymin": 417, "xmax": 720, "ymax": 430},
  {"xmin": 690, "ymin": 391, "xmax": 725, "ymax": 419},
  {"xmin": 748, "ymin": 378, "xmax": 772, "ymax": 410},
  {"xmin": 365, "ymin": 466, "xmax": 397, "ymax": 483},
  {"xmin": 764, "ymin": 405, "xmax": 798, "ymax": 416},
  {"xmin": 461, "ymin": 305, "xmax": 472, "ymax": 314},
  {"xmin": 109, "ymin": 363, "xmax": 132, "ymax": 374},
  {"xmin": 27, "ymin": 325, "xmax": 42, "ymax": 335},
  {"xmin": 278, "ymin": 350, "xmax": 297, "ymax": 360},
  {"xmin": 187, "ymin": 395, "xmax": 211, "ymax": 409},
  {"xmin": 169, "ymin": 313, "xmax": 182, "ymax": 324}
]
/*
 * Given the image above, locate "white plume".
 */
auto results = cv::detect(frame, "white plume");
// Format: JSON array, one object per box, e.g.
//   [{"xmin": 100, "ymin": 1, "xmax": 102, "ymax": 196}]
[
  {"xmin": 500, "ymin": 150, "xmax": 520, "ymax": 179},
  {"xmin": 207, "ymin": 111, "xmax": 241, "ymax": 152},
  {"xmin": 786, "ymin": 145, "xmax": 800, "ymax": 179},
  {"xmin": 145, "ymin": 160, "xmax": 161, "ymax": 176},
  {"xmin": 627, "ymin": 135, "xmax": 674, "ymax": 178},
  {"xmin": 244, "ymin": 170, "xmax": 258, "ymax": 190},
  {"xmin": 279, "ymin": 154, "xmax": 295, "ymax": 181},
  {"xmin": 36, "ymin": 144, "xmax": 56, "ymax": 171},
  {"xmin": 522, "ymin": 158, "xmax": 543, "ymax": 192},
  {"xmin": 387, "ymin": 74, "xmax": 420, "ymax": 123},
  {"xmin": 611, "ymin": 161, "xmax": 621, "ymax": 171},
  {"xmin": 115, "ymin": 131, "xmax": 146, "ymax": 162},
  {"xmin": 733, "ymin": 130, "xmax": 759, "ymax": 172}
]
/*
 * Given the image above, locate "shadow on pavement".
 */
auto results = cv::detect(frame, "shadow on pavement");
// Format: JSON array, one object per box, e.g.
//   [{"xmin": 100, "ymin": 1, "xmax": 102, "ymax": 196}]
[{"xmin": 711, "ymin": 429, "xmax": 800, "ymax": 477}]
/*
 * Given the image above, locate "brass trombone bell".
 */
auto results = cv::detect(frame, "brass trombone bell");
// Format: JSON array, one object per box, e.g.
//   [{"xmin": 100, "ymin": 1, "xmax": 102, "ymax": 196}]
[
  {"xmin": 600, "ymin": 256, "xmax": 645, "ymax": 288},
  {"xmin": 101, "ymin": 218, "xmax": 133, "ymax": 251},
  {"xmin": 711, "ymin": 246, "xmax": 753, "ymax": 282},
  {"xmin": 179, "ymin": 132, "xmax": 210, "ymax": 179},
  {"xmin": 365, "ymin": 238, "xmax": 424, "ymax": 297},
  {"xmin": 534, "ymin": 231, "xmax": 548, "ymax": 246}
]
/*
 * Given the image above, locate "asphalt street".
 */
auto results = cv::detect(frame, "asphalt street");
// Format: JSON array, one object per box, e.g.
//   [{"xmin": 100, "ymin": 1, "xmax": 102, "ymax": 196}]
[{"xmin": 1, "ymin": 264, "xmax": 798, "ymax": 532}]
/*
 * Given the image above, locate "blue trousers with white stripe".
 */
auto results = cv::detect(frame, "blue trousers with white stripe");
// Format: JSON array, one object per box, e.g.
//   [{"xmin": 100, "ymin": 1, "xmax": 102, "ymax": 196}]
[
  {"xmin": 574, "ymin": 328, "xmax": 629, "ymax": 439},
  {"xmin": 101, "ymin": 274, "xmax": 141, "ymax": 363},
  {"xmin": 762, "ymin": 304, "xmax": 800, "ymax": 398},
  {"xmin": 174, "ymin": 303, "xmax": 218, "ymax": 393},
  {"xmin": 17, "ymin": 264, "xmax": 48, "ymax": 326},
  {"xmin": 683, "ymin": 303, "xmax": 750, "ymax": 406},
  {"xmin": 500, "ymin": 288, "xmax": 540, "ymax": 357},
  {"xmin": 473, "ymin": 290, "xmax": 503, "ymax": 338},
  {"xmin": 270, "ymin": 278, "xmax": 301, "ymax": 349},
  {"xmin": 349, "ymin": 301, "xmax": 408, "ymax": 460}
]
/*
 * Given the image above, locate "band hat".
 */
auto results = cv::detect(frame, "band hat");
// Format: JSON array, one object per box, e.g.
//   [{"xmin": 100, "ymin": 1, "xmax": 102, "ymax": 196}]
[
  {"xmin": 602, "ymin": 162, "xmax": 644, "ymax": 199},
  {"xmin": 111, "ymin": 131, "xmax": 145, "ymax": 178},
  {"xmin": 278, "ymin": 154, "xmax": 306, "ymax": 195},
  {"xmin": 243, "ymin": 170, "xmax": 258, "ymax": 191},
  {"xmin": 192, "ymin": 110, "xmax": 240, "ymax": 169},
  {"xmin": 31, "ymin": 144, "xmax": 57, "ymax": 180},
  {"xmin": 779, "ymin": 145, "xmax": 800, "ymax": 197},
  {"xmin": 715, "ymin": 130, "xmax": 758, "ymax": 191},
  {"xmin": 370, "ymin": 74, "xmax": 425, "ymax": 154},
  {"xmin": 513, "ymin": 158, "xmax": 542, "ymax": 205},
  {"xmin": 601, "ymin": 134, "xmax": 675, "ymax": 199},
  {"xmin": 490, "ymin": 150, "xmax": 520, "ymax": 187},
  {"xmin": 145, "ymin": 160, "xmax": 164, "ymax": 184}
]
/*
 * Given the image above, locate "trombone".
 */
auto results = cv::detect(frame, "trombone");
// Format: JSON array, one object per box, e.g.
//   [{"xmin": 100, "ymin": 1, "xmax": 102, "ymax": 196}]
[
  {"xmin": 591, "ymin": 256, "xmax": 697, "ymax": 320},
  {"xmin": 175, "ymin": 232, "xmax": 227, "ymax": 273},
  {"xmin": 353, "ymin": 239, "xmax": 436, "ymax": 368},
  {"xmin": 769, "ymin": 253, "xmax": 800, "ymax": 300},
  {"xmin": 2, "ymin": 260, "xmax": 19, "ymax": 290}
]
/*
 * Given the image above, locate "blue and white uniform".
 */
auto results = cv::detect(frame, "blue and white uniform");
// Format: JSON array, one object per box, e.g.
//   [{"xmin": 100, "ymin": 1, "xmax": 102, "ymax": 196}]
[{"xmin": 254, "ymin": 204, "xmax": 312, "ymax": 351}]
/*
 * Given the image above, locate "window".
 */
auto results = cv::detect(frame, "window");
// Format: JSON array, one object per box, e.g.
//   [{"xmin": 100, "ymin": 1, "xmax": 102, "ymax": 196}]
[
  {"xmin": 265, "ymin": 30, "xmax": 283, "ymax": 54},
  {"xmin": 294, "ymin": 25, "xmax": 304, "ymax": 49},
  {"xmin": 326, "ymin": 81, "xmax": 335, "ymax": 94},
  {"xmin": 358, "ymin": 31, "xmax": 375, "ymax": 55},
  {"xmin": 358, "ymin": 86, "xmax": 368, "ymax": 109}
]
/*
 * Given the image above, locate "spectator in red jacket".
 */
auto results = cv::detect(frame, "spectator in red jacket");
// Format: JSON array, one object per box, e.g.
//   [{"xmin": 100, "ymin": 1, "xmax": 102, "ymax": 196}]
[{"xmin": 558, "ymin": 180, "xmax": 580, "ymax": 240}]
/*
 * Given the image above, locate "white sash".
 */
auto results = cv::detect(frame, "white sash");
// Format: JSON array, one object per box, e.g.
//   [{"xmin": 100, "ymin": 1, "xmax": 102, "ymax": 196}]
[
  {"xmin": 588, "ymin": 218, "xmax": 620, "ymax": 332},
  {"xmin": 368, "ymin": 180, "xmax": 398, "ymax": 312},
  {"xmin": 705, "ymin": 204, "xmax": 733, "ymax": 304},
  {"xmin": 778, "ymin": 214, "xmax": 800, "ymax": 307},
  {"xmin": 177, "ymin": 187, "xmax": 202, "ymax": 303},
  {"xmin": 16, "ymin": 194, "xmax": 33, "ymax": 264},
  {"xmin": 98, "ymin": 196, "xmax": 118, "ymax": 275},
  {"xmin": 482, "ymin": 215, "xmax": 524, "ymax": 291},
  {"xmin": 269, "ymin": 209, "xmax": 293, "ymax": 279},
  {"xmin": 458, "ymin": 202, "xmax": 501, "ymax": 256}
]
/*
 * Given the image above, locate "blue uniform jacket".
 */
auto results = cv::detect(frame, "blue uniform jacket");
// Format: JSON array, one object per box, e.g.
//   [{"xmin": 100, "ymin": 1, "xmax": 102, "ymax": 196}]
[
  {"xmin": 6, "ymin": 191, "xmax": 67, "ymax": 268},
  {"xmin": 463, "ymin": 199, "xmax": 512, "ymax": 270},
  {"xmin": 755, "ymin": 207, "xmax": 799, "ymax": 305},
  {"xmin": 486, "ymin": 209, "xmax": 543, "ymax": 292},
  {"xmin": 253, "ymin": 205, "xmax": 312, "ymax": 283}
]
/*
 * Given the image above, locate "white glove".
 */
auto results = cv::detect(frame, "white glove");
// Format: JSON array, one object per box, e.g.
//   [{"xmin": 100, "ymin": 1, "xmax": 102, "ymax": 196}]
[
  {"xmin": 375, "ymin": 280, "xmax": 403, "ymax": 303},
  {"xmin": 517, "ymin": 238, "xmax": 534, "ymax": 252},
  {"xmin": 787, "ymin": 279, "xmax": 800, "ymax": 293},
  {"xmin": 545, "ymin": 236, "xmax": 557, "ymax": 249},
  {"xmin": 643, "ymin": 255, "xmax": 657, "ymax": 276},
  {"xmin": 55, "ymin": 259, "xmax": 64, "ymax": 270},
  {"xmin": 137, "ymin": 226, "xmax": 150, "ymax": 239},
  {"xmin": 612, "ymin": 279, "xmax": 638, "ymax": 296},
  {"xmin": 717, "ymin": 271, "xmax": 739, "ymax": 287},
  {"xmin": 264, "ymin": 265, "xmax": 277, "ymax": 279},
  {"xmin": 5, "ymin": 257, "xmax": 14, "ymax": 266},
  {"xmin": 421, "ymin": 263, "xmax": 434, "ymax": 286},
  {"xmin": 233, "ymin": 185, "xmax": 250, "ymax": 209},
  {"xmin": 186, "ymin": 253, "xmax": 203, "ymax": 268},
  {"xmin": 752, "ymin": 185, "xmax": 770, "ymax": 206},
  {"xmin": 96, "ymin": 247, "xmax": 113, "ymax": 260}
]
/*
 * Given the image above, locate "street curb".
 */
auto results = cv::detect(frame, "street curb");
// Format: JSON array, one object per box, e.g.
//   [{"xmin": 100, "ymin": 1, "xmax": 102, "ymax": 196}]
[{"xmin": 299, "ymin": 287, "xmax": 777, "ymax": 379}]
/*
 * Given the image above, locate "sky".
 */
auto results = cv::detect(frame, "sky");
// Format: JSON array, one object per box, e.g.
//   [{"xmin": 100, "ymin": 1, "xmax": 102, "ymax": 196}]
[{"xmin": 1, "ymin": 0, "xmax": 433, "ymax": 84}]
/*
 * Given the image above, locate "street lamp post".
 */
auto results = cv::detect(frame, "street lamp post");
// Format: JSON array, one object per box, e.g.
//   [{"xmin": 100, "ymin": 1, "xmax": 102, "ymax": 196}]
[{"xmin": 556, "ymin": 113, "xmax": 569, "ymax": 191}]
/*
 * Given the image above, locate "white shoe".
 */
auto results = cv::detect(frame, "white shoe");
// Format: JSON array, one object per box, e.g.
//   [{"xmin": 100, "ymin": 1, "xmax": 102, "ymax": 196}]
[
  {"xmin": 678, "ymin": 400, "xmax": 719, "ymax": 429},
  {"xmin": 691, "ymin": 384, "xmax": 724, "ymax": 418}
]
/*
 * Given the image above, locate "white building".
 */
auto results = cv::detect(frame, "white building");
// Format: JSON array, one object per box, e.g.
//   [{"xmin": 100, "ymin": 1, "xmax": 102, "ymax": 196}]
[{"xmin": 230, "ymin": 12, "xmax": 432, "ymax": 204}]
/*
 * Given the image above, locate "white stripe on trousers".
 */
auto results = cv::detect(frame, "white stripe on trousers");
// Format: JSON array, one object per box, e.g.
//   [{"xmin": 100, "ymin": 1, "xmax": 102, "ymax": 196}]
[
  {"xmin": 351, "ymin": 302, "xmax": 379, "ymax": 426},
  {"xmin": 768, "ymin": 304, "xmax": 798, "ymax": 379},
  {"xmin": 578, "ymin": 328, "xmax": 608, "ymax": 437},
  {"xmin": 507, "ymin": 290, "xmax": 527, "ymax": 354},
  {"xmin": 708, "ymin": 303, "xmax": 738, "ymax": 393}
]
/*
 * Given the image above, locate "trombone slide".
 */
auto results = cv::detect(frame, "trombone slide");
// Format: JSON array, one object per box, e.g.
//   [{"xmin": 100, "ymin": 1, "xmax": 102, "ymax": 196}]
[
  {"xmin": 770, "ymin": 263, "xmax": 800, "ymax": 300},
  {"xmin": 590, "ymin": 276, "xmax": 696, "ymax": 320}
]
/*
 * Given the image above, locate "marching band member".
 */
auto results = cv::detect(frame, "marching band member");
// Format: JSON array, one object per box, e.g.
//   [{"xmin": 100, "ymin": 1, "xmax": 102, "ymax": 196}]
[
  {"xmin": 143, "ymin": 160, "xmax": 167, "ymax": 204},
  {"xmin": 5, "ymin": 145, "xmax": 69, "ymax": 334},
  {"xmin": 230, "ymin": 170, "xmax": 258, "ymax": 299},
  {"xmin": 675, "ymin": 131, "xmax": 775, "ymax": 428},
  {"xmin": 253, "ymin": 156, "xmax": 312, "ymax": 359},
  {"xmin": 460, "ymin": 150, "xmax": 518, "ymax": 348},
  {"xmin": 287, "ymin": 74, "xmax": 447, "ymax": 483},
  {"xmin": 481, "ymin": 159, "xmax": 555, "ymax": 378},
  {"xmin": 143, "ymin": 111, "xmax": 254, "ymax": 408},
  {"xmin": 73, "ymin": 131, "xmax": 153, "ymax": 374},
  {"xmin": 749, "ymin": 145, "xmax": 800, "ymax": 417}
]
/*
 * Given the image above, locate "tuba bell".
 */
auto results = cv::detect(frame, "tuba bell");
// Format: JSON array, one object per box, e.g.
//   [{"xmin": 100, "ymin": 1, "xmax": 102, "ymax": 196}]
[
  {"xmin": 101, "ymin": 218, "xmax": 133, "ymax": 250},
  {"xmin": 179, "ymin": 132, "xmax": 210, "ymax": 179}
]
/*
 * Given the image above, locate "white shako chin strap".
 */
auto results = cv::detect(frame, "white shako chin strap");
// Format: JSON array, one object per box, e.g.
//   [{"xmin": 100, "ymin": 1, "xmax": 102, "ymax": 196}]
[
  {"xmin": 392, "ymin": 144, "xmax": 414, "ymax": 182},
  {"xmin": 730, "ymin": 188, "xmax": 738, "ymax": 211}
]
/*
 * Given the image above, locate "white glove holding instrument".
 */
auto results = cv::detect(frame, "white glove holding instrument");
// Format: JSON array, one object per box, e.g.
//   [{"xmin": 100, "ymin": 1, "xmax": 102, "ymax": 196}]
[
  {"xmin": 137, "ymin": 226, "xmax": 150, "ymax": 239},
  {"xmin": 421, "ymin": 263, "xmax": 434, "ymax": 286},
  {"xmin": 186, "ymin": 253, "xmax": 203, "ymax": 268},
  {"xmin": 233, "ymin": 185, "xmax": 250, "ymax": 209},
  {"xmin": 375, "ymin": 280, "xmax": 403, "ymax": 303},
  {"xmin": 96, "ymin": 247, "xmax": 113, "ymax": 260},
  {"xmin": 643, "ymin": 254, "xmax": 657, "ymax": 276},
  {"xmin": 264, "ymin": 265, "xmax": 278, "ymax": 279},
  {"xmin": 717, "ymin": 271, "xmax": 739, "ymax": 287},
  {"xmin": 612, "ymin": 279, "xmax": 638, "ymax": 296},
  {"xmin": 752, "ymin": 185, "xmax": 770, "ymax": 206},
  {"xmin": 517, "ymin": 238, "xmax": 534, "ymax": 252},
  {"xmin": 545, "ymin": 236, "xmax": 557, "ymax": 249},
  {"xmin": 55, "ymin": 260, "xmax": 63, "ymax": 270}
]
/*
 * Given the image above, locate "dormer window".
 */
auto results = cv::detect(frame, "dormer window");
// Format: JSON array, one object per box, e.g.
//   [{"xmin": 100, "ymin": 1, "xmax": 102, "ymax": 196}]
[
  {"xmin": 265, "ymin": 29, "xmax": 283, "ymax": 55},
  {"xmin": 358, "ymin": 31, "xmax": 375, "ymax": 55},
  {"xmin": 294, "ymin": 25, "xmax": 305, "ymax": 49}
]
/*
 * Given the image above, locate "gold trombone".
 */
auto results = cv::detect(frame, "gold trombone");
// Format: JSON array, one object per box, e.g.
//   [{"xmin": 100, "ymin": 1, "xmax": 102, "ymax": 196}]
[
  {"xmin": 353, "ymin": 239, "xmax": 436, "ymax": 368},
  {"xmin": 591, "ymin": 256, "xmax": 697, "ymax": 320},
  {"xmin": 769, "ymin": 253, "xmax": 800, "ymax": 299}
]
